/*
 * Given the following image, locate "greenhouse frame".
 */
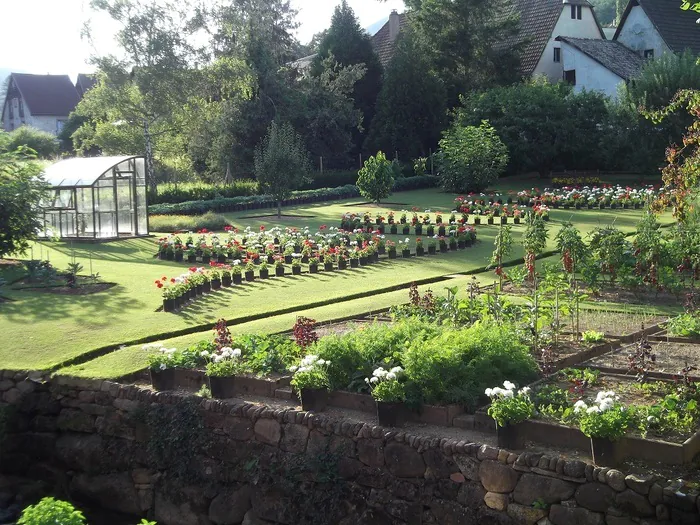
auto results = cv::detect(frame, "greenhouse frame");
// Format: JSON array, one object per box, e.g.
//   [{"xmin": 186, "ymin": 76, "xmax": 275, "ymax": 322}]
[{"xmin": 39, "ymin": 156, "xmax": 149, "ymax": 240}]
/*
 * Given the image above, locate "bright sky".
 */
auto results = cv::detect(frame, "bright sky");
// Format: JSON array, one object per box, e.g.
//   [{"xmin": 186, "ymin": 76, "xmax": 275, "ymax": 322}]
[{"xmin": 0, "ymin": 0, "xmax": 405, "ymax": 79}]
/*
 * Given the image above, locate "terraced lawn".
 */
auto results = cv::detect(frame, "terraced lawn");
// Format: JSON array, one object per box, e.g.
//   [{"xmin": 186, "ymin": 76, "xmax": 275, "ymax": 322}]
[{"xmin": 0, "ymin": 184, "xmax": 673, "ymax": 374}]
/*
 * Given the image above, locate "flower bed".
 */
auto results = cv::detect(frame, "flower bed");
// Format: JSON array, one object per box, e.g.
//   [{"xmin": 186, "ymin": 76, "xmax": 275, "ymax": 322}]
[{"xmin": 341, "ymin": 209, "xmax": 530, "ymax": 232}]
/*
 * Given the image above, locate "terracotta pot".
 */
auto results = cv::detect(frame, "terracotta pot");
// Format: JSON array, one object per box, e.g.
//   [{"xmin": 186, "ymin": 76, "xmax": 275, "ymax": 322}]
[
  {"xmin": 590, "ymin": 437, "xmax": 618, "ymax": 467},
  {"xmin": 150, "ymin": 368, "xmax": 176, "ymax": 391},
  {"xmin": 376, "ymin": 401, "xmax": 405, "ymax": 427},
  {"xmin": 301, "ymin": 388, "xmax": 328, "ymax": 412},
  {"xmin": 496, "ymin": 423, "xmax": 525, "ymax": 450},
  {"xmin": 209, "ymin": 376, "xmax": 236, "ymax": 399}
]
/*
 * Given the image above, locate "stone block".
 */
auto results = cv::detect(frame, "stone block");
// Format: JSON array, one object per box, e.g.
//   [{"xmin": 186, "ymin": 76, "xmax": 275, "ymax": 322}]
[
  {"xmin": 385, "ymin": 443, "xmax": 426, "ymax": 478},
  {"xmin": 279, "ymin": 424, "xmax": 309, "ymax": 453},
  {"xmin": 484, "ymin": 492, "xmax": 509, "ymax": 511},
  {"xmin": 456, "ymin": 482, "xmax": 486, "ymax": 510},
  {"xmin": 254, "ymin": 419, "xmax": 281, "ymax": 446},
  {"xmin": 625, "ymin": 474, "xmax": 657, "ymax": 495},
  {"xmin": 513, "ymin": 473, "xmax": 576, "ymax": 506},
  {"xmin": 575, "ymin": 483, "xmax": 616, "ymax": 513},
  {"xmin": 423, "ymin": 448, "xmax": 459, "ymax": 478},
  {"xmin": 606, "ymin": 470, "xmax": 627, "ymax": 492},
  {"xmin": 454, "ymin": 455, "xmax": 480, "ymax": 481},
  {"xmin": 615, "ymin": 489, "xmax": 655, "ymax": 517},
  {"xmin": 224, "ymin": 416, "xmax": 254, "ymax": 441},
  {"xmin": 70, "ymin": 472, "xmax": 141, "ymax": 516},
  {"xmin": 549, "ymin": 505, "xmax": 604, "ymax": 525},
  {"xmin": 208, "ymin": 486, "xmax": 252, "ymax": 525},
  {"xmin": 430, "ymin": 499, "xmax": 475, "ymax": 525},
  {"xmin": 358, "ymin": 438, "xmax": 385, "ymax": 468},
  {"xmin": 480, "ymin": 460, "xmax": 520, "ymax": 493},
  {"xmin": 506, "ymin": 503, "xmax": 548, "ymax": 525},
  {"xmin": 57, "ymin": 409, "xmax": 95, "ymax": 433}
]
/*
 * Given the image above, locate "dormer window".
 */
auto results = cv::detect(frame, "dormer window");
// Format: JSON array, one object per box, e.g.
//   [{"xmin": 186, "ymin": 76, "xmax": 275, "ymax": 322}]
[{"xmin": 571, "ymin": 5, "xmax": 582, "ymax": 19}]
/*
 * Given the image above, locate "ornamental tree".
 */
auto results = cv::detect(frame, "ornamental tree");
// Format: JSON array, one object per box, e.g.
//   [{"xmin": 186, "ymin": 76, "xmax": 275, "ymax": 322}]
[
  {"xmin": 254, "ymin": 121, "xmax": 312, "ymax": 218},
  {"xmin": 356, "ymin": 151, "xmax": 394, "ymax": 203},
  {"xmin": 437, "ymin": 121, "xmax": 508, "ymax": 193}
]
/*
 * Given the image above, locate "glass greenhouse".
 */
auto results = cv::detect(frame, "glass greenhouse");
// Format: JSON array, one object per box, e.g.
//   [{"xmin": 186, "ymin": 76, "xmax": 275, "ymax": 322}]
[{"xmin": 39, "ymin": 156, "xmax": 149, "ymax": 240}]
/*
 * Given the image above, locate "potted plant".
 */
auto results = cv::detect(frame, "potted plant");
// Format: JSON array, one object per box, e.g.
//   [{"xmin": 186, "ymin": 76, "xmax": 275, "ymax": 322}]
[
  {"xmin": 209, "ymin": 269, "xmax": 222, "ymax": 290},
  {"xmin": 201, "ymin": 246, "xmax": 212, "ymax": 264},
  {"xmin": 399, "ymin": 240, "xmax": 411, "ymax": 258},
  {"xmin": 366, "ymin": 366, "xmax": 406, "ymax": 427},
  {"xmin": 426, "ymin": 225, "xmax": 435, "ymax": 237},
  {"xmin": 575, "ymin": 392, "xmax": 631, "ymax": 467},
  {"xmin": 292, "ymin": 258, "xmax": 302, "ymax": 275},
  {"xmin": 338, "ymin": 254, "xmax": 348, "ymax": 270},
  {"xmin": 274, "ymin": 257, "xmax": 285, "ymax": 277},
  {"xmin": 284, "ymin": 247, "xmax": 294, "ymax": 264},
  {"xmin": 473, "ymin": 215, "xmax": 481, "ymax": 225},
  {"xmin": 309, "ymin": 257, "xmax": 319, "ymax": 274},
  {"xmin": 161, "ymin": 283, "xmax": 178, "ymax": 313},
  {"xmin": 202, "ymin": 272, "xmax": 212, "ymax": 293},
  {"xmin": 438, "ymin": 224, "xmax": 446, "ymax": 237},
  {"xmin": 259, "ymin": 261, "xmax": 269, "ymax": 279},
  {"xmin": 231, "ymin": 264, "xmax": 243, "ymax": 285},
  {"xmin": 377, "ymin": 238, "xmax": 386, "ymax": 255},
  {"xmin": 147, "ymin": 345, "xmax": 202, "ymax": 391},
  {"xmin": 165, "ymin": 245, "xmax": 175, "ymax": 261},
  {"xmin": 400, "ymin": 212, "xmax": 407, "ymax": 224},
  {"xmin": 449, "ymin": 236, "xmax": 458, "ymax": 251},
  {"xmin": 388, "ymin": 211, "xmax": 395, "ymax": 224},
  {"xmin": 415, "ymin": 222, "xmax": 423, "ymax": 235},
  {"xmin": 386, "ymin": 241, "xmax": 397, "ymax": 259},
  {"xmin": 206, "ymin": 347, "xmax": 244, "ymax": 399},
  {"xmin": 244, "ymin": 261, "xmax": 255, "ymax": 282},
  {"xmin": 415, "ymin": 238, "xmax": 425, "ymax": 256},
  {"xmin": 221, "ymin": 268, "xmax": 232, "ymax": 287},
  {"xmin": 186, "ymin": 246, "xmax": 197, "ymax": 263},
  {"xmin": 438, "ymin": 237, "xmax": 448, "ymax": 253},
  {"xmin": 486, "ymin": 381, "xmax": 534, "ymax": 450},
  {"xmin": 390, "ymin": 224, "xmax": 398, "ymax": 235},
  {"xmin": 359, "ymin": 250, "xmax": 369, "ymax": 266},
  {"xmin": 290, "ymin": 355, "xmax": 330, "ymax": 412},
  {"xmin": 349, "ymin": 251, "xmax": 360, "ymax": 267},
  {"xmin": 428, "ymin": 238, "xmax": 437, "ymax": 255},
  {"xmin": 323, "ymin": 254, "xmax": 334, "ymax": 272},
  {"xmin": 216, "ymin": 246, "xmax": 227, "ymax": 264},
  {"xmin": 402, "ymin": 224, "xmax": 410, "ymax": 235},
  {"xmin": 174, "ymin": 245, "xmax": 184, "ymax": 262}
]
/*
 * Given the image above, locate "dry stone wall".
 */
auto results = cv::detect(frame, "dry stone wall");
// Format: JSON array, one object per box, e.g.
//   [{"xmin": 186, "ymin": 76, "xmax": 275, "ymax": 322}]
[{"xmin": 1, "ymin": 371, "xmax": 698, "ymax": 525}]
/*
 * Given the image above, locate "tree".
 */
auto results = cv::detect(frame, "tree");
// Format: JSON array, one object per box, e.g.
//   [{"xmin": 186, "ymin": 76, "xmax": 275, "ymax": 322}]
[
  {"xmin": 0, "ymin": 141, "xmax": 48, "ymax": 258},
  {"xmin": 523, "ymin": 213, "xmax": 548, "ymax": 281},
  {"xmin": 357, "ymin": 151, "xmax": 394, "ymax": 203},
  {"xmin": 312, "ymin": 1, "xmax": 382, "ymax": 152},
  {"xmin": 3, "ymin": 127, "xmax": 58, "ymax": 158},
  {"xmin": 589, "ymin": 0, "xmax": 622, "ymax": 26},
  {"xmin": 365, "ymin": 29, "xmax": 447, "ymax": 160},
  {"xmin": 437, "ymin": 121, "xmax": 508, "ymax": 193},
  {"xmin": 254, "ymin": 121, "xmax": 311, "ymax": 218}
]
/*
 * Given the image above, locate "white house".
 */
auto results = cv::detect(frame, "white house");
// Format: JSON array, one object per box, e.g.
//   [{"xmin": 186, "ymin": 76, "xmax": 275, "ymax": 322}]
[{"xmin": 1, "ymin": 73, "xmax": 80, "ymax": 135}]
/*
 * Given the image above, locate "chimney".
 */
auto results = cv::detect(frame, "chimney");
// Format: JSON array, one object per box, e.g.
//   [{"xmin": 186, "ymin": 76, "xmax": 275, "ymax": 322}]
[{"xmin": 389, "ymin": 10, "xmax": 400, "ymax": 41}]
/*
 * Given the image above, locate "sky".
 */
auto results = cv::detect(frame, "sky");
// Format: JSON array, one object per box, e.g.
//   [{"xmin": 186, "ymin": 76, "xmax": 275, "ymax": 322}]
[{"xmin": 0, "ymin": 0, "xmax": 405, "ymax": 80}]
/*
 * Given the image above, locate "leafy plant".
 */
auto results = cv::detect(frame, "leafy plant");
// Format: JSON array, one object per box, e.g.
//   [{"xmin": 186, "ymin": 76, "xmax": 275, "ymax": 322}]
[
  {"xmin": 365, "ymin": 366, "xmax": 406, "ymax": 402},
  {"xmin": 666, "ymin": 313, "xmax": 700, "ymax": 338},
  {"xmin": 293, "ymin": 316, "xmax": 319, "ymax": 348},
  {"xmin": 575, "ymin": 392, "xmax": 632, "ymax": 440},
  {"xmin": 290, "ymin": 355, "xmax": 330, "ymax": 394},
  {"xmin": 197, "ymin": 385, "xmax": 212, "ymax": 398},
  {"xmin": 356, "ymin": 151, "xmax": 395, "ymax": 203},
  {"xmin": 486, "ymin": 381, "xmax": 535, "ymax": 427},
  {"xmin": 581, "ymin": 330, "xmax": 605, "ymax": 344},
  {"xmin": 18, "ymin": 497, "xmax": 86, "ymax": 525},
  {"xmin": 534, "ymin": 384, "xmax": 569, "ymax": 410},
  {"xmin": 205, "ymin": 348, "xmax": 244, "ymax": 377}
]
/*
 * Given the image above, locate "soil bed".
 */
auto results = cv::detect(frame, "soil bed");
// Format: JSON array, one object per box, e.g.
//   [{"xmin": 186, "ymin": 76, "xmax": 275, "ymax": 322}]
[{"xmin": 585, "ymin": 340, "xmax": 700, "ymax": 377}]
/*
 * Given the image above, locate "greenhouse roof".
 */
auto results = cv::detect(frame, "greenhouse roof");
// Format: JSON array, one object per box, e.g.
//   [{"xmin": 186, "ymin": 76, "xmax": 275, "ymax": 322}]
[{"xmin": 42, "ymin": 156, "xmax": 141, "ymax": 188}]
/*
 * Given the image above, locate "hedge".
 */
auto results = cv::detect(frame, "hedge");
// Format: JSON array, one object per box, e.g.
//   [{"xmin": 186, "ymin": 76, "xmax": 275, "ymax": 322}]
[{"xmin": 148, "ymin": 176, "xmax": 439, "ymax": 216}]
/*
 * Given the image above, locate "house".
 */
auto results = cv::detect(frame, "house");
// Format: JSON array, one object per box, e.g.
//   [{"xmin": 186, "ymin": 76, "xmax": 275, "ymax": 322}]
[
  {"xmin": 614, "ymin": 0, "xmax": 700, "ymax": 58},
  {"xmin": 2, "ymin": 73, "xmax": 80, "ymax": 135},
  {"xmin": 371, "ymin": 10, "xmax": 408, "ymax": 68},
  {"xmin": 75, "ymin": 73, "xmax": 97, "ymax": 98}
]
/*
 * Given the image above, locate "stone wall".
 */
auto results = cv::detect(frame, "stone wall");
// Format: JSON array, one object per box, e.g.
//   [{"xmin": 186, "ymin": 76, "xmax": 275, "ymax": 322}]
[{"xmin": 1, "ymin": 371, "xmax": 698, "ymax": 525}]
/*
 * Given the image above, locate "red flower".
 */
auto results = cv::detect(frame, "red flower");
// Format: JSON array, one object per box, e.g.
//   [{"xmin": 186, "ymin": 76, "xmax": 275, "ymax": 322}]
[
  {"xmin": 170, "ymin": 278, "xmax": 176, "ymax": 283},
  {"xmin": 260, "ymin": 225, "xmax": 265, "ymax": 231},
  {"xmin": 320, "ymin": 225, "xmax": 327, "ymax": 230},
  {"xmin": 162, "ymin": 276, "xmax": 167, "ymax": 281},
  {"xmin": 157, "ymin": 283, "xmax": 163, "ymax": 288},
  {"xmin": 224, "ymin": 226, "xmax": 232, "ymax": 232}
]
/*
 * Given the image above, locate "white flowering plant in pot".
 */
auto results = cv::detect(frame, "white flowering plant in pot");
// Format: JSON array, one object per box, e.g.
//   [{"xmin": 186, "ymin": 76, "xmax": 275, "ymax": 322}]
[
  {"xmin": 290, "ymin": 355, "xmax": 330, "ymax": 395},
  {"xmin": 205, "ymin": 347, "xmax": 245, "ymax": 377},
  {"xmin": 486, "ymin": 381, "xmax": 535, "ymax": 428},
  {"xmin": 365, "ymin": 366, "xmax": 406, "ymax": 402},
  {"xmin": 574, "ymin": 391, "xmax": 632, "ymax": 440}
]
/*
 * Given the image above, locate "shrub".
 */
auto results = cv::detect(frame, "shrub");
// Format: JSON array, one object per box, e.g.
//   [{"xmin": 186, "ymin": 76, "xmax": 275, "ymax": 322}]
[
  {"xmin": 151, "ymin": 180, "xmax": 258, "ymax": 204},
  {"xmin": 666, "ymin": 313, "xmax": 700, "ymax": 338},
  {"xmin": 356, "ymin": 151, "xmax": 395, "ymax": 203},
  {"xmin": 18, "ymin": 497, "xmax": 86, "ymax": 525},
  {"xmin": 3, "ymin": 126, "xmax": 59, "ymax": 158},
  {"xmin": 437, "ymin": 121, "xmax": 508, "ymax": 193},
  {"xmin": 148, "ymin": 212, "xmax": 231, "ymax": 233}
]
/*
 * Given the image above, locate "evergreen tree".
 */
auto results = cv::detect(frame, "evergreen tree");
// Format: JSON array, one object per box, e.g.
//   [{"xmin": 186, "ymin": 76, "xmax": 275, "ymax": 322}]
[
  {"xmin": 312, "ymin": 1, "xmax": 383, "ymax": 153},
  {"xmin": 365, "ymin": 29, "xmax": 447, "ymax": 160}
]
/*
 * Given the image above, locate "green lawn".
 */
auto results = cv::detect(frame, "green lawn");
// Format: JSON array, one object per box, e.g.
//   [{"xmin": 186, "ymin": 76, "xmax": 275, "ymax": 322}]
[{"xmin": 0, "ymin": 184, "xmax": 672, "ymax": 375}]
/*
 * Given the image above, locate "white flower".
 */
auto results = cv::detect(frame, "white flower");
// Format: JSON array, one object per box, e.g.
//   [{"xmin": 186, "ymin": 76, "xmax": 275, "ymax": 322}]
[
  {"xmin": 386, "ymin": 372, "xmax": 396, "ymax": 381},
  {"xmin": 503, "ymin": 390, "xmax": 514, "ymax": 398},
  {"xmin": 574, "ymin": 400, "xmax": 588, "ymax": 413},
  {"xmin": 289, "ymin": 365, "xmax": 298, "ymax": 372},
  {"xmin": 200, "ymin": 351, "xmax": 210, "ymax": 357},
  {"xmin": 485, "ymin": 388, "xmax": 494, "ymax": 397},
  {"xmin": 317, "ymin": 359, "xmax": 326, "ymax": 365},
  {"xmin": 390, "ymin": 366, "xmax": 403, "ymax": 374},
  {"xmin": 365, "ymin": 377, "xmax": 370, "ymax": 384},
  {"xmin": 232, "ymin": 348, "xmax": 242, "ymax": 357},
  {"xmin": 647, "ymin": 416, "xmax": 658, "ymax": 423},
  {"xmin": 503, "ymin": 380, "xmax": 516, "ymax": 390},
  {"xmin": 519, "ymin": 387, "xmax": 531, "ymax": 396},
  {"xmin": 220, "ymin": 346, "xmax": 233, "ymax": 355},
  {"xmin": 586, "ymin": 406, "xmax": 601, "ymax": 414},
  {"xmin": 159, "ymin": 363, "xmax": 167, "ymax": 370},
  {"xmin": 370, "ymin": 376, "xmax": 379, "ymax": 384}
]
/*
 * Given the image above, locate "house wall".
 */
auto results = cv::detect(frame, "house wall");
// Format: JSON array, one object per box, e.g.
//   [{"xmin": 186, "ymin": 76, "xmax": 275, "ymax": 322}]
[
  {"xmin": 533, "ymin": 5, "xmax": 604, "ymax": 83},
  {"xmin": 616, "ymin": 5, "xmax": 670, "ymax": 57},
  {"xmin": 28, "ymin": 114, "xmax": 68, "ymax": 135},
  {"xmin": 2, "ymin": 96, "xmax": 25, "ymax": 132},
  {"xmin": 560, "ymin": 43, "xmax": 626, "ymax": 99}
]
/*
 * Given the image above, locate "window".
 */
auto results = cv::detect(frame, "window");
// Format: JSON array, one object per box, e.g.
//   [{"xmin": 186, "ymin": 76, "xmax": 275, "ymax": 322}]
[
  {"xmin": 8, "ymin": 99, "xmax": 13, "ymax": 119},
  {"xmin": 564, "ymin": 69, "xmax": 577, "ymax": 86},
  {"xmin": 56, "ymin": 120, "xmax": 66, "ymax": 133},
  {"xmin": 571, "ymin": 5, "xmax": 582, "ymax": 19},
  {"xmin": 644, "ymin": 49, "xmax": 655, "ymax": 59},
  {"xmin": 18, "ymin": 99, "xmax": 24, "ymax": 118},
  {"xmin": 554, "ymin": 47, "xmax": 561, "ymax": 63}
]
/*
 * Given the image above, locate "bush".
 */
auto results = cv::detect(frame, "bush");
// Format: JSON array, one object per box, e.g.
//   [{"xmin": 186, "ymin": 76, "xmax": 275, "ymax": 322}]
[
  {"xmin": 3, "ymin": 126, "xmax": 59, "ymax": 158},
  {"xmin": 148, "ymin": 212, "xmax": 231, "ymax": 232},
  {"xmin": 357, "ymin": 151, "xmax": 395, "ymax": 203},
  {"xmin": 151, "ymin": 180, "xmax": 258, "ymax": 204},
  {"xmin": 437, "ymin": 121, "xmax": 508, "ymax": 193},
  {"xmin": 18, "ymin": 497, "xmax": 86, "ymax": 525},
  {"xmin": 301, "ymin": 170, "xmax": 358, "ymax": 189}
]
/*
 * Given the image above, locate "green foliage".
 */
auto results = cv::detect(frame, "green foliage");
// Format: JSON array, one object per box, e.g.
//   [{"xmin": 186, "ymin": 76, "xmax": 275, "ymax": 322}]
[
  {"xmin": 254, "ymin": 121, "xmax": 312, "ymax": 217},
  {"xmin": 371, "ymin": 378, "xmax": 406, "ymax": 403},
  {"xmin": 523, "ymin": 213, "xmax": 548, "ymax": 256},
  {"xmin": 588, "ymin": 225, "xmax": 631, "ymax": 283},
  {"xmin": 196, "ymin": 384, "xmax": 212, "ymax": 398},
  {"xmin": 437, "ymin": 121, "xmax": 508, "ymax": 193},
  {"xmin": 148, "ymin": 212, "xmax": 232, "ymax": 233},
  {"xmin": 18, "ymin": 497, "xmax": 86, "ymax": 525},
  {"xmin": 356, "ymin": 151, "xmax": 394, "ymax": 203},
  {"xmin": 147, "ymin": 341, "xmax": 214, "ymax": 371},
  {"xmin": 206, "ymin": 356, "xmax": 245, "ymax": 377},
  {"xmin": 0, "ymin": 145, "xmax": 49, "ymax": 258},
  {"xmin": 666, "ymin": 313, "xmax": 700, "ymax": 338},
  {"xmin": 152, "ymin": 180, "xmax": 258, "ymax": 204},
  {"xmin": 486, "ymin": 383, "xmax": 535, "ymax": 427},
  {"xmin": 534, "ymin": 385, "xmax": 570, "ymax": 410},
  {"xmin": 578, "ymin": 402, "xmax": 632, "ymax": 441},
  {"xmin": 2, "ymin": 127, "xmax": 58, "ymax": 158},
  {"xmin": 581, "ymin": 330, "xmax": 605, "ymax": 344},
  {"xmin": 290, "ymin": 355, "xmax": 330, "ymax": 392},
  {"xmin": 555, "ymin": 222, "xmax": 588, "ymax": 272}
]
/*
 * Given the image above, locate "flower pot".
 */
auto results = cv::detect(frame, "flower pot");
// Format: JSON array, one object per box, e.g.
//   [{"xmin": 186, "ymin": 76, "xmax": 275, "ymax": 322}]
[
  {"xmin": 233, "ymin": 274, "xmax": 242, "ymax": 285},
  {"xmin": 402, "ymin": 250, "xmax": 411, "ymax": 258},
  {"xmin": 514, "ymin": 217, "xmax": 521, "ymax": 224},
  {"xmin": 195, "ymin": 284, "xmax": 204, "ymax": 295},
  {"xmin": 388, "ymin": 251, "xmax": 397, "ymax": 260},
  {"xmin": 217, "ymin": 255, "xmax": 227, "ymax": 264},
  {"xmin": 163, "ymin": 298, "xmax": 175, "ymax": 312},
  {"xmin": 415, "ymin": 225, "xmax": 422, "ymax": 235},
  {"xmin": 338, "ymin": 260, "xmax": 347, "ymax": 270},
  {"xmin": 400, "ymin": 218, "xmax": 406, "ymax": 224},
  {"xmin": 440, "ymin": 245, "xmax": 448, "ymax": 253},
  {"xmin": 150, "ymin": 368, "xmax": 176, "ymax": 391},
  {"xmin": 259, "ymin": 269, "xmax": 269, "ymax": 279},
  {"xmin": 222, "ymin": 275, "xmax": 232, "ymax": 287},
  {"xmin": 203, "ymin": 281, "xmax": 211, "ymax": 293},
  {"xmin": 275, "ymin": 267, "xmax": 285, "ymax": 277},
  {"xmin": 449, "ymin": 242, "xmax": 457, "ymax": 251},
  {"xmin": 267, "ymin": 255, "xmax": 275, "ymax": 264},
  {"xmin": 202, "ymin": 255, "xmax": 211, "ymax": 264},
  {"xmin": 473, "ymin": 217, "xmax": 481, "ymax": 225},
  {"xmin": 359, "ymin": 256, "xmax": 368, "ymax": 265},
  {"xmin": 390, "ymin": 226, "xmax": 398, "ymax": 235},
  {"xmin": 253, "ymin": 258, "xmax": 261, "ymax": 265},
  {"xmin": 378, "ymin": 225, "xmax": 385, "ymax": 234},
  {"xmin": 487, "ymin": 218, "xmax": 494, "ymax": 225},
  {"xmin": 496, "ymin": 423, "xmax": 525, "ymax": 450},
  {"xmin": 187, "ymin": 255, "xmax": 197, "ymax": 263},
  {"xmin": 378, "ymin": 246, "xmax": 386, "ymax": 255},
  {"xmin": 428, "ymin": 246, "xmax": 436, "ymax": 255},
  {"xmin": 309, "ymin": 264, "xmax": 319, "ymax": 274},
  {"xmin": 209, "ymin": 376, "xmax": 236, "ymax": 399},
  {"xmin": 245, "ymin": 271, "xmax": 255, "ymax": 282},
  {"xmin": 458, "ymin": 241, "xmax": 466, "ymax": 249},
  {"xmin": 292, "ymin": 266, "xmax": 302, "ymax": 275},
  {"xmin": 438, "ymin": 227, "xmax": 446, "ymax": 236},
  {"xmin": 402, "ymin": 227, "xmax": 410, "ymax": 235},
  {"xmin": 301, "ymin": 388, "xmax": 328, "ymax": 412},
  {"xmin": 416, "ymin": 247, "xmax": 425, "ymax": 256},
  {"xmin": 284, "ymin": 255, "xmax": 293, "ymax": 264},
  {"xmin": 350, "ymin": 259, "xmax": 360, "ymax": 267},
  {"xmin": 376, "ymin": 401, "xmax": 405, "ymax": 427},
  {"xmin": 590, "ymin": 437, "xmax": 618, "ymax": 467},
  {"xmin": 166, "ymin": 252, "xmax": 174, "ymax": 261},
  {"xmin": 211, "ymin": 279, "xmax": 221, "ymax": 290},
  {"xmin": 158, "ymin": 251, "xmax": 166, "ymax": 260},
  {"xmin": 324, "ymin": 262, "xmax": 334, "ymax": 272},
  {"xmin": 175, "ymin": 252, "xmax": 184, "ymax": 262}
]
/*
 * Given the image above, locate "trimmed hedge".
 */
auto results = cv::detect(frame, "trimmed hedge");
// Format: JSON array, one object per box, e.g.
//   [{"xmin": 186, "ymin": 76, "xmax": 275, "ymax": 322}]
[
  {"xmin": 149, "ymin": 212, "xmax": 231, "ymax": 233},
  {"xmin": 150, "ymin": 180, "xmax": 258, "ymax": 204},
  {"xmin": 148, "ymin": 176, "xmax": 439, "ymax": 216}
]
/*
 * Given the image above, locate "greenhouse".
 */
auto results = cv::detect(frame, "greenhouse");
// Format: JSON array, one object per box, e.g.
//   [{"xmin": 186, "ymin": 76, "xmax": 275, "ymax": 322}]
[{"xmin": 39, "ymin": 156, "xmax": 149, "ymax": 240}]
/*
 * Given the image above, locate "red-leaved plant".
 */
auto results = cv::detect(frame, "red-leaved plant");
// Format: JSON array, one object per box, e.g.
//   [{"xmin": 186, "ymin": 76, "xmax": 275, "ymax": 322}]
[
  {"xmin": 293, "ymin": 317, "xmax": 318, "ymax": 348},
  {"xmin": 214, "ymin": 318, "xmax": 232, "ymax": 351}
]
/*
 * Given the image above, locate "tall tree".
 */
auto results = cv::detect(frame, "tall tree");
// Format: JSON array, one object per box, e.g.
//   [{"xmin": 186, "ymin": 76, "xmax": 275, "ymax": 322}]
[
  {"xmin": 365, "ymin": 28, "xmax": 446, "ymax": 160},
  {"xmin": 312, "ymin": 1, "xmax": 382, "ymax": 153},
  {"xmin": 254, "ymin": 121, "xmax": 312, "ymax": 218}
]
